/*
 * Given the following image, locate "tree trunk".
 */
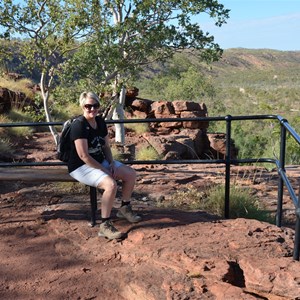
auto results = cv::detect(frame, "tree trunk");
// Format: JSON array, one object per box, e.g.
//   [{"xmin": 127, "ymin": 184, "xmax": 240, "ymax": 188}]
[
  {"xmin": 40, "ymin": 72, "xmax": 59, "ymax": 146},
  {"xmin": 112, "ymin": 86, "xmax": 126, "ymax": 144}
]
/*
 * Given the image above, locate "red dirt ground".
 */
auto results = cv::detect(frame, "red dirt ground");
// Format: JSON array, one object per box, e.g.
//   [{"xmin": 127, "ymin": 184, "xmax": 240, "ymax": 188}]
[{"xmin": 1, "ymin": 132, "xmax": 300, "ymax": 299}]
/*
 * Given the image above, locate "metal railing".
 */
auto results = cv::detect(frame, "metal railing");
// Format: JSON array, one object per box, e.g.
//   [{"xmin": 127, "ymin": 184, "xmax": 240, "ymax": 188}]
[{"xmin": 1, "ymin": 114, "xmax": 300, "ymax": 259}]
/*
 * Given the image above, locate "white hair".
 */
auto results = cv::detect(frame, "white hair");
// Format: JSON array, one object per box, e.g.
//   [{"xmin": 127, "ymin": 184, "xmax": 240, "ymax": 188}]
[{"xmin": 79, "ymin": 91, "xmax": 100, "ymax": 108}]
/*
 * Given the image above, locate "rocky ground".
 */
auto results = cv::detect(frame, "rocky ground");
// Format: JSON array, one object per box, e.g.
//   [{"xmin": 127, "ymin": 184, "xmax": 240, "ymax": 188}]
[{"xmin": 1, "ymin": 132, "xmax": 300, "ymax": 299}]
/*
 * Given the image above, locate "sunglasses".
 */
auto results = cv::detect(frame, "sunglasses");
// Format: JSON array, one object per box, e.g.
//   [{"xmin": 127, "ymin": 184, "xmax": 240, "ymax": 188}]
[{"xmin": 84, "ymin": 103, "xmax": 100, "ymax": 110}]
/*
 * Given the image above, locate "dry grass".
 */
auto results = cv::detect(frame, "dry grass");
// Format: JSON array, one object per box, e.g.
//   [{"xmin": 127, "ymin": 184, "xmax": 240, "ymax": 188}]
[
  {"xmin": 157, "ymin": 166, "xmax": 275, "ymax": 223},
  {"xmin": 125, "ymin": 122, "xmax": 149, "ymax": 134},
  {"xmin": 55, "ymin": 182, "xmax": 88, "ymax": 194},
  {"xmin": 135, "ymin": 145, "xmax": 162, "ymax": 160},
  {"xmin": 0, "ymin": 114, "xmax": 11, "ymax": 135},
  {"xmin": 0, "ymin": 76, "xmax": 35, "ymax": 98}
]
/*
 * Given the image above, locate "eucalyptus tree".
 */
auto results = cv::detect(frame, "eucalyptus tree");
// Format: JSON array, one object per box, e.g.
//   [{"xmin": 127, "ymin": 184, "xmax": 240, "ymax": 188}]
[
  {"xmin": 0, "ymin": 0, "xmax": 89, "ymax": 144},
  {"xmin": 0, "ymin": 0, "xmax": 230, "ymax": 144},
  {"xmin": 64, "ymin": 0, "xmax": 230, "ymax": 142}
]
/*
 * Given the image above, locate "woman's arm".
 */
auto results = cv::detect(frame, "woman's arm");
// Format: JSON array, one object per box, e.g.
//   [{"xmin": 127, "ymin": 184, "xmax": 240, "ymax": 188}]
[
  {"xmin": 102, "ymin": 135, "xmax": 114, "ymax": 165},
  {"xmin": 101, "ymin": 135, "xmax": 117, "ymax": 178}
]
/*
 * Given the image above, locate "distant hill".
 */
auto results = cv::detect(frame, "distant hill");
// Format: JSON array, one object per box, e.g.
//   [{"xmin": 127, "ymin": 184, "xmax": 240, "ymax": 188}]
[
  {"xmin": 137, "ymin": 48, "xmax": 300, "ymax": 79},
  {"xmin": 135, "ymin": 48, "xmax": 300, "ymax": 118},
  {"xmin": 214, "ymin": 48, "xmax": 300, "ymax": 71}
]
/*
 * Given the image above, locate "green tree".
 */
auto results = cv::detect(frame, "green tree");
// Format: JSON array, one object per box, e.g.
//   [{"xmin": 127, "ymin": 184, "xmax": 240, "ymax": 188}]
[
  {"xmin": 1, "ymin": 0, "xmax": 230, "ymax": 143},
  {"xmin": 0, "ymin": 0, "xmax": 88, "ymax": 143}
]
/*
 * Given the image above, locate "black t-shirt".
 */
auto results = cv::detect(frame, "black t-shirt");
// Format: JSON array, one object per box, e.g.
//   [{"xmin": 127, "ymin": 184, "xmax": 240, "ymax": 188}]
[{"xmin": 67, "ymin": 115, "xmax": 108, "ymax": 172}]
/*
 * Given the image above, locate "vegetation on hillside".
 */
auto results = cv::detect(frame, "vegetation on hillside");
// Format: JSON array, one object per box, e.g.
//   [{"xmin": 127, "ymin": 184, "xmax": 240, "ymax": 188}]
[{"xmin": 134, "ymin": 49, "xmax": 300, "ymax": 164}]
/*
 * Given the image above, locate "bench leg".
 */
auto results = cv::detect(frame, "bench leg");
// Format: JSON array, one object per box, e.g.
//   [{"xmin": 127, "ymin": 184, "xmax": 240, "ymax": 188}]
[{"xmin": 89, "ymin": 186, "xmax": 97, "ymax": 227}]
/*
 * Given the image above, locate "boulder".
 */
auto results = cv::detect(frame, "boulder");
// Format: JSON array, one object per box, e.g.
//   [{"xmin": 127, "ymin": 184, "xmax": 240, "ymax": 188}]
[
  {"xmin": 180, "ymin": 129, "xmax": 210, "ymax": 158},
  {"xmin": 118, "ymin": 97, "xmax": 238, "ymax": 160},
  {"xmin": 130, "ymin": 99, "xmax": 153, "ymax": 113},
  {"xmin": 154, "ymin": 113, "xmax": 182, "ymax": 129},
  {"xmin": 207, "ymin": 133, "xmax": 238, "ymax": 159},
  {"xmin": 151, "ymin": 101, "xmax": 175, "ymax": 116},
  {"xmin": 125, "ymin": 109, "xmax": 148, "ymax": 120},
  {"xmin": 142, "ymin": 132, "xmax": 203, "ymax": 160},
  {"xmin": 181, "ymin": 111, "xmax": 209, "ymax": 129},
  {"xmin": 173, "ymin": 101, "xmax": 207, "ymax": 113}
]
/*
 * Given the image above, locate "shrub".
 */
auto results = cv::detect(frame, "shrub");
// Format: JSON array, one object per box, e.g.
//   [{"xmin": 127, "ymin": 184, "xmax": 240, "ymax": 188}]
[
  {"xmin": 52, "ymin": 102, "xmax": 82, "ymax": 121},
  {"xmin": 8, "ymin": 126, "xmax": 34, "ymax": 137},
  {"xmin": 110, "ymin": 146, "xmax": 124, "ymax": 161},
  {"xmin": 160, "ymin": 184, "xmax": 274, "ymax": 223},
  {"xmin": 8, "ymin": 109, "xmax": 34, "ymax": 122},
  {"xmin": 135, "ymin": 146, "xmax": 161, "ymax": 160},
  {"xmin": 158, "ymin": 185, "xmax": 207, "ymax": 210},
  {"xmin": 205, "ymin": 184, "xmax": 274, "ymax": 222}
]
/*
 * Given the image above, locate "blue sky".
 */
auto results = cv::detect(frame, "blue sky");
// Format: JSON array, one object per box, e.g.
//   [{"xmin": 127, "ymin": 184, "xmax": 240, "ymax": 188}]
[
  {"xmin": 200, "ymin": 0, "xmax": 300, "ymax": 51},
  {"xmin": 1, "ymin": 0, "xmax": 299, "ymax": 51}
]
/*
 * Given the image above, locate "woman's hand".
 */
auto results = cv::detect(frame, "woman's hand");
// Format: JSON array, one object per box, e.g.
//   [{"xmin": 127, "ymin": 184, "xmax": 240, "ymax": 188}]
[{"xmin": 109, "ymin": 161, "xmax": 117, "ymax": 179}]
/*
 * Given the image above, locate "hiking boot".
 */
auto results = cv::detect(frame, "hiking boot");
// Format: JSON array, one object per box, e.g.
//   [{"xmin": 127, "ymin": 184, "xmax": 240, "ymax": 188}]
[
  {"xmin": 98, "ymin": 220, "xmax": 123, "ymax": 240},
  {"xmin": 116, "ymin": 204, "xmax": 142, "ymax": 223}
]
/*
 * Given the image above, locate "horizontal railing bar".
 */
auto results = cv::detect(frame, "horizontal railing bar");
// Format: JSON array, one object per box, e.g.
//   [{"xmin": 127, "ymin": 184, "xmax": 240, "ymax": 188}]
[
  {"xmin": 0, "ymin": 157, "xmax": 278, "ymax": 168},
  {"xmin": 0, "ymin": 114, "xmax": 279, "ymax": 128}
]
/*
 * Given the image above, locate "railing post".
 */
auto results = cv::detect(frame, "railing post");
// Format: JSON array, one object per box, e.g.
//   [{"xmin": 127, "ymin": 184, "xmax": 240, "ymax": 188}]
[
  {"xmin": 293, "ymin": 181, "xmax": 300, "ymax": 260},
  {"xmin": 224, "ymin": 115, "xmax": 232, "ymax": 219},
  {"xmin": 276, "ymin": 120, "xmax": 287, "ymax": 227}
]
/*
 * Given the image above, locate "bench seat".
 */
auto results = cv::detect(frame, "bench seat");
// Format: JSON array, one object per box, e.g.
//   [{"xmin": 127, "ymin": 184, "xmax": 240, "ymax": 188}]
[
  {"xmin": 0, "ymin": 167, "xmax": 98, "ymax": 226},
  {"xmin": 0, "ymin": 167, "xmax": 75, "ymax": 182}
]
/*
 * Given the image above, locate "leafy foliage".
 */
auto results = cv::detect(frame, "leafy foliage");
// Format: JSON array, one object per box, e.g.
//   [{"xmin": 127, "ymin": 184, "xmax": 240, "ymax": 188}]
[
  {"xmin": 58, "ymin": 0, "xmax": 230, "ymax": 91},
  {"xmin": 0, "ymin": 0, "xmax": 230, "ymax": 145}
]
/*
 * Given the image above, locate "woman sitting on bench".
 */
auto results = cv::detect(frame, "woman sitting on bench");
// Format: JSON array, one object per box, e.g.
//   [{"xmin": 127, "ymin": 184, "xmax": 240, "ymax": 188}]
[{"xmin": 68, "ymin": 91, "xmax": 141, "ymax": 240}]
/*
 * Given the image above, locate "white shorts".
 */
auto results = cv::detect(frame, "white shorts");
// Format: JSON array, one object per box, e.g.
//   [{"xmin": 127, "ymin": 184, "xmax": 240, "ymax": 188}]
[{"xmin": 69, "ymin": 160, "xmax": 123, "ymax": 187}]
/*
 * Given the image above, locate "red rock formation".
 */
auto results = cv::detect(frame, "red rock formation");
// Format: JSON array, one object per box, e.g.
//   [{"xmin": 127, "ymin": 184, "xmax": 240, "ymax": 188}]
[{"xmin": 125, "ymin": 94, "xmax": 237, "ymax": 160}]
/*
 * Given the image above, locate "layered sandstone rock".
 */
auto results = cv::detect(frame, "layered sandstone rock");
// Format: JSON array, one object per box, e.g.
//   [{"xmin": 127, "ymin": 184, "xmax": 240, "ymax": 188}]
[{"xmin": 125, "ymin": 93, "xmax": 237, "ymax": 160}]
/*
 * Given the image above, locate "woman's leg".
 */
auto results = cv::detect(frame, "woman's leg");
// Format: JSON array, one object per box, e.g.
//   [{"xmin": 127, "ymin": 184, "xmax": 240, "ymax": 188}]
[
  {"xmin": 115, "ymin": 165, "xmax": 137, "ymax": 201},
  {"xmin": 98, "ymin": 176, "xmax": 123, "ymax": 240},
  {"xmin": 70, "ymin": 164, "xmax": 123, "ymax": 239},
  {"xmin": 97, "ymin": 175, "xmax": 117, "ymax": 218},
  {"xmin": 114, "ymin": 165, "xmax": 141, "ymax": 223}
]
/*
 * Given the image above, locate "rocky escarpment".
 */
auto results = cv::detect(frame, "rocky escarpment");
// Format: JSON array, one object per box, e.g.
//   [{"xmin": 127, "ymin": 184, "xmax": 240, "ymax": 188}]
[{"xmin": 125, "ymin": 91, "xmax": 238, "ymax": 160}]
